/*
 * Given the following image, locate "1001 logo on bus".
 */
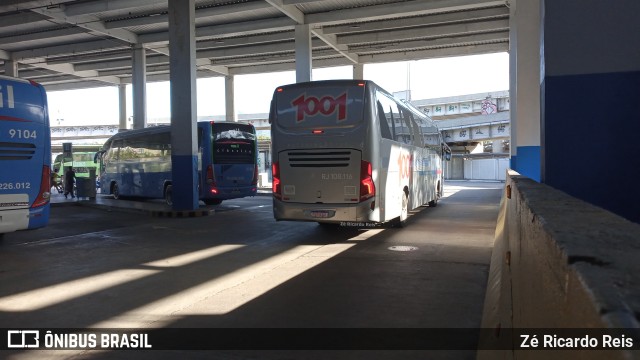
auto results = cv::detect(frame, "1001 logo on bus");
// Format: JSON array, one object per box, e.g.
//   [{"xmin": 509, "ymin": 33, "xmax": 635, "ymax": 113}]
[
  {"xmin": 398, "ymin": 153, "xmax": 412, "ymax": 181},
  {"xmin": 292, "ymin": 93, "xmax": 347, "ymax": 122}
]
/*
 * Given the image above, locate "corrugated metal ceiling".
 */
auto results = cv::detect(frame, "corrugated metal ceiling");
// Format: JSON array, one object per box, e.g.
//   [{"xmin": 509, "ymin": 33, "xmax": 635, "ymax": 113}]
[{"xmin": 0, "ymin": 0, "xmax": 509, "ymax": 91}]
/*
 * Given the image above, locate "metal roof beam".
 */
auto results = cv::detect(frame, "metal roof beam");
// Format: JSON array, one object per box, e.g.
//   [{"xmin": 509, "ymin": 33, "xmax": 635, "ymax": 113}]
[
  {"xmin": 196, "ymin": 31, "xmax": 294, "ymax": 49},
  {"xmin": 264, "ymin": 0, "xmax": 305, "ymax": 24},
  {"xmin": 64, "ymin": 0, "xmax": 165, "ymax": 17},
  {"xmin": 306, "ymin": 0, "xmax": 507, "ymax": 26},
  {"xmin": 0, "ymin": 11, "xmax": 48, "ymax": 28},
  {"xmin": 76, "ymin": 47, "xmax": 229, "ymax": 76},
  {"xmin": 28, "ymin": 3, "xmax": 177, "ymax": 61},
  {"xmin": 282, "ymin": 0, "xmax": 323, "ymax": 4},
  {"xmin": 20, "ymin": 56, "xmax": 122, "ymax": 85},
  {"xmin": 323, "ymin": 6, "xmax": 509, "ymax": 34},
  {"xmin": 357, "ymin": 42, "xmax": 508, "ymax": 63},
  {"xmin": 350, "ymin": 31, "xmax": 509, "ymax": 53},
  {"xmin": 29, "ymin": 6, "xmax": 139, "ymax": 44},
  {"xmin": 196, "ymin": 40, "xmax": 328, "ymax": 59},
  {"xmin": 265, "ymin": 0, "xmax": 358, "ymax": 63},
  {"xmin": 12, "ymin": 40, "xmax": 130, "ymax": 61},
  {"xmin": 139, "ymin": 17, "xmax": 297, "ymax": 44},
  {"xmin": 0, "ymin": 0, "xmax": 67, "ymax": 12},
  {"xmin": 337, "ymin": 19, "xmax": 510, "ymax": 45},
  {"xmin": 311, "ymin": 28, "xmax": 357, "ymax": 63},
  {"xmin": 119, "ymin": 69, "xmax": 218, "ymax": 84},
  {"xmin": 0, "ymin": 27, "xmax": 87, "ymax": 46},
  {"xmin": 142, "ymin": 45, "xmax": 229, "ymax": 76},
  {"xmin": 44, "ymin": 80, "xmax": 114, "ymax": 92},
  {"xmin": 103, "ymin": 1, "xmax": 271, "ymax": 29},
  {"xmin": 228, "ymin": 56, "xmax": 352, "ymax": 75},
  {"xmin": 209, "ymin": 48, "xmax": 344, "ymax": 67}
]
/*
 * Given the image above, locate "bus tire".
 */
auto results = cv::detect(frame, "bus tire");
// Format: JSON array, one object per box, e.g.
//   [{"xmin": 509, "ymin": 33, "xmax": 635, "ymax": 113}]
[
  {"xmin": 397, "ymin": 191, "xmax": 409, "ymax": 227},
  {"xmin": 429, "ymin": 181, "xmax": 441, "ymax": 207},
  {"xmin": 112, "ymin": 183, "xmax": 120, "ymax": 200},
  {"xmin": 164, "ymin": 184, "xmax": 173, "ymax": 206},
  {"xmin": 428, "ymin": 195, "xmax": 438, "ymax": 207},
  {"xmin": 203, "ymin": 199, "xmax": 222, "ymax": 205}
]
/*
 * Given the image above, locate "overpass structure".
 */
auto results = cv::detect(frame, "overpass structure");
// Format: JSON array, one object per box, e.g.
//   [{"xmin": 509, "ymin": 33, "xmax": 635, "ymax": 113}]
[{"xmin": 50, "ymin": 90, "xmax": 512, "ymax": 179}]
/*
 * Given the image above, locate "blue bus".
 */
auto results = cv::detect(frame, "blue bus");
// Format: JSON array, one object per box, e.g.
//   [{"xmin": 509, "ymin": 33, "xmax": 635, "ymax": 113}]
[
  {"xmin": 0, "ymin": 75, "xmax": 51, "ymax": 238},
  {"xmin": 96, "ymin": 121, "xmax": 258, "ymax": 205}
]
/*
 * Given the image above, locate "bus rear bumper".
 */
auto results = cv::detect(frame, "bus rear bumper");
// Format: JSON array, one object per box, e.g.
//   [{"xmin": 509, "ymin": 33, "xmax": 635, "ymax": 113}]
[
  {"xmin": 273, "ymin": 197, "xmax": 377, "ymax": 224},
  {"xmin": 202, "ymin": 186, "xmax": 257, "ymax": 200},
  {"xmin": 0, "ymin": 208, "xmax": 29, "ymax": 234},
  {"xmin": 28, "ymin": 205, "xmax": 50, "ymax": 229}
]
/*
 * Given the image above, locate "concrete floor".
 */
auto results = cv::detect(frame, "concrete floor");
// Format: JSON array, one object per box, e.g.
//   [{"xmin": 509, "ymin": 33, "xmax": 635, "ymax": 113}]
[{"xmin": 0, "ymin": 181, "xmax": 503, "ymax": 359}]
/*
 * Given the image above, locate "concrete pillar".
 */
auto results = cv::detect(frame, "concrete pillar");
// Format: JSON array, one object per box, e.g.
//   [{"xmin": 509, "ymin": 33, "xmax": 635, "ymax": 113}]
[
  {"xmin": 4, "ymin": 60, "xmax": 18, "ymax": 77},
  {"xmin": 509, "ymin": 0, "xmax": 541, "ymax": 181},
  {"xmin": 508, "ymin": 2, "xmax": 517, "ymax": 170},
  {"xmin": 295, "ymin": 24, "xmax": 312, "ymax": 83},
  {"xmin": 541, "ymin": 0, "xmax": 640, "ymax": 223},
  {"xmin": 118, "ymin": 84, "xmax": 127, "ymax": 131},
  {"xmin": 225, "ymin": 75, "xmax": 236, "ymax": 122},
  {"xmin": 353, "ymin": 63, "xmax": 364, "ymax": 80},
  {"xmin": 492, "ymin": 140, "xmax": 503, "ymax": 154},
  {"xmin": 168, "ymin": 0, "xmax": 199, "ymax": 211},
  {"xmin": 131, "ymin": 44, "xmax": 147, "ymax": 130}
]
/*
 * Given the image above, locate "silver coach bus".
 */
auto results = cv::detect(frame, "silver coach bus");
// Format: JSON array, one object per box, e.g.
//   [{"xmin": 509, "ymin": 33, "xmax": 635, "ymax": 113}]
[{"xmin": 269, "ymin": 80, "xmax": 450, "ymax": 227}]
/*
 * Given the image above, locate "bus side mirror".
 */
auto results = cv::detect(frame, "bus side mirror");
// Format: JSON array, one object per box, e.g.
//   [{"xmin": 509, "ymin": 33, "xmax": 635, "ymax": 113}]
[
  {"xmin": 94, "ymin": 150, "xmax": 105, "ymax": 163},
  {"xmin": 445, "ymin": 152, "xmax": 451, "ymax": 161}
]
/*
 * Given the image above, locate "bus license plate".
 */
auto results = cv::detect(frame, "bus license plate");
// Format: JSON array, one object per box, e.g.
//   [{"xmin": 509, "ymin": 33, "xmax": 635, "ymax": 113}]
[{"xmin": 310, "ymin": 210, "xmax": 330, "ymax": 218}]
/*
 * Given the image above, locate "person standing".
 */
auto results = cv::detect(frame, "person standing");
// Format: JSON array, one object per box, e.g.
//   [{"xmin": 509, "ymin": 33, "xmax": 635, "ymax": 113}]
[
  {"xmin": 64, "ymin": 166, "xmax": 77, "ymax": 199},
  {"xmin": 51, "ymin": 168, "xmax": 62, "ymax": 193}
]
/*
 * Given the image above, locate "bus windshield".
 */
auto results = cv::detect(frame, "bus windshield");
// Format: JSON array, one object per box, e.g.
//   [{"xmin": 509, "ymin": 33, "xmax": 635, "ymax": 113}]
[
  {"xmin": 212, "ymin": 122, "xmax": 256, "ymax": 164},
  {"xmin": 274, "ymin": 82, "xmax": 365, "ymax": 131},
  {"xmin": 53, "ymin": 151, "xmax": 99, "ymax": 178}
]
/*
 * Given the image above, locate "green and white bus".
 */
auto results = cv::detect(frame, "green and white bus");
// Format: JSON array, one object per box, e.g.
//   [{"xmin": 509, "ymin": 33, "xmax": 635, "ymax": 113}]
[{"xmin": 53, "ymin": 152, "xmax": 99, "ymax": 178}]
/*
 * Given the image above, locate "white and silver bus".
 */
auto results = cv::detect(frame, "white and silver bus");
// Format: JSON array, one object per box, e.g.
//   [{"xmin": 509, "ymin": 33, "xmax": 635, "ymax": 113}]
[{"xmin": 269, "ymin": 80, "xmax": 450, "ymax": 227}]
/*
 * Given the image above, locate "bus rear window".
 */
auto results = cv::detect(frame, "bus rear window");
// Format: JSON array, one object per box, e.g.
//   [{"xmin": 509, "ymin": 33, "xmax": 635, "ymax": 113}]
[
  {"xmin": 212, "ymin": 123, "xmax": 256, "ymax": 164},
  {"xmin": 275, "ymin": 85, "xmax": 365, "ymax": 130}
]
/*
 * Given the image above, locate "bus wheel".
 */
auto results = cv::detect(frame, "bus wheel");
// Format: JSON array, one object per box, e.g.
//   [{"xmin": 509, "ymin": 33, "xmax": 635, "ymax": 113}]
[
  {"xmin": 203, "ymin": 199, "xmax": 222, "ymax": 205},
  {"xmin": 112, "ymin": 183, "xmax": 120, "ymax": 200},
  {"xmin": 428, "ymin": 195, "xmax": 438, "ymax": 207},
  {"xmin": 164, "ymin": 185, "xmax": 173, "ymax": 206}
]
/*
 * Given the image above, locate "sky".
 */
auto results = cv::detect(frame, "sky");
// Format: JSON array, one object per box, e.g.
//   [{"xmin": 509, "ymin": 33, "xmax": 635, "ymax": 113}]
[{"xmin": 47, "ymin": 52, "xmax": 510, "ymax": 126}]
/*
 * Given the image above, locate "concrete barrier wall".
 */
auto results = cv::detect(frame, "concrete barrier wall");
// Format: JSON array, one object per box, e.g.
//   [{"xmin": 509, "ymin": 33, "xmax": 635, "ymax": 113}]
[{"xmin": 479, "ymin": 170, "xmax": 640, "ymax": 359}]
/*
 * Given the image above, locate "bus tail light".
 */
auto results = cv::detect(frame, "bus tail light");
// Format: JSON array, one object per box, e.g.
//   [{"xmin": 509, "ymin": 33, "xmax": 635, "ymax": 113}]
[
  {"xmin": 206, "ymin": 165, "xmax": 218, "ymax": 194},
  {"xmin": 272, "ymin": 162, "xmax": 281, "ymax": 199},
  {"xmin": 32, "ymin": 165, "xmax": 51, "ymax": 208},
  {"xmin": 359, "ymin": 160, "xmax": 375, "ymax": 201},
  {"xmin": 252, "ymin": 164, "xmax": 258, "ymax": 186}
]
